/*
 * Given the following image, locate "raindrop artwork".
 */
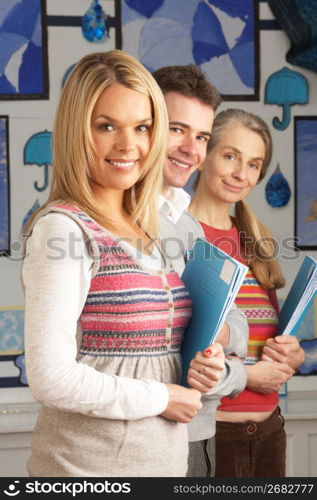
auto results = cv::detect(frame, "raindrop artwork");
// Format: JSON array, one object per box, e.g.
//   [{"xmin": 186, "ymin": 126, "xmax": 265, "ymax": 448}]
[
  {"xmin": 82, "ymin": 0, "xmax": 110, "ymax": 42},
  {"xmin": 265, "ymin": 164, "xmax": 291, "ymax": 207},
  {"xmin": 264, "ymin": 67, "xmax": 308, "ymax": 131},
  {"xmin": 23, "ymin": 130, "xmax": 52, "ymax": 192}
]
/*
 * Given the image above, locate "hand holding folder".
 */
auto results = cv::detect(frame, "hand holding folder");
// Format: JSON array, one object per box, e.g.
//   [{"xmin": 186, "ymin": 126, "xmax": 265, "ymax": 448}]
[{"xmin": 180, "ymin": 238, "xmax": 248, "ymax": 387}]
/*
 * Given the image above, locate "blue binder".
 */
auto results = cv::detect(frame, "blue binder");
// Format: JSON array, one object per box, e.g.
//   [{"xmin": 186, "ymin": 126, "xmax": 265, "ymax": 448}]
[
  {"xmin": 180, "ymin": 238, "xmax": 248, "ymax": 387},
  {"xmin": 279, "ymin": 255, "xmax": 317, "ymax": 335}
]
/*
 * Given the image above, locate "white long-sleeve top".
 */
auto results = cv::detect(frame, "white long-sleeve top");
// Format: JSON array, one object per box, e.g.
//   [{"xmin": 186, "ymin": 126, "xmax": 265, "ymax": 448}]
[{"xmin": 22, "ymin": 213, "xmax": 169, "ymax": 420}]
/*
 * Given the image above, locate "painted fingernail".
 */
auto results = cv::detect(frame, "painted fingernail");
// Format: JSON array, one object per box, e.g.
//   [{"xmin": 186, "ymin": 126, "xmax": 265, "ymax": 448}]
[{"xmin": 204, "ymin": 348, "xmax": 212, "ymax": 355}]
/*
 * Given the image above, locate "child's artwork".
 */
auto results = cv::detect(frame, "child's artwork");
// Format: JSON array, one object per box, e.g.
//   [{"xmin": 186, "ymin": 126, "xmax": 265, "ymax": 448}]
[
  {"xmin": 294, "ymin": 117, "xmax": 317, "ymax": 249},
  {"xmin": 0, "ymin": 116, "xmax": 10, "ymax": 255},
  {"xmin": 121, "ymin": 0, "xmax": 260, "ymax": 100},
  {"xmin": 0, "ymin": 0, "xmax": 49, "ymax": 99}
]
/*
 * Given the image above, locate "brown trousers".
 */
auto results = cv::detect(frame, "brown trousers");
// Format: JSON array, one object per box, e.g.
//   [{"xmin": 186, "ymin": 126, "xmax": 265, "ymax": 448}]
[{"xmin": 215, "ymin": 406, "xmax": 286, "ymax": 477}]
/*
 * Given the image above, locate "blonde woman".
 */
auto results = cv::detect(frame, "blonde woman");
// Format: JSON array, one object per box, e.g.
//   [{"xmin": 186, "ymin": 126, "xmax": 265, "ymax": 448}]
[
  {"xmin": 21, "ymin": 50, "xmax": 213, "ymax": 477},
  {"xmin": 189, "ymin": 108, "xmax": 305, "ymax": 477}
]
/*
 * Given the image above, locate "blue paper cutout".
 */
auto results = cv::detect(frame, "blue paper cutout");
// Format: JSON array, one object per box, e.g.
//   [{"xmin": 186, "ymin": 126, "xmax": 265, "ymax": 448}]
[
  {"xmin": 265, "ymin": 164, "xmax": 291, "ymax": 207},
  {"xmin": 62, "ymin": 63, "xmax": 76, "ymax": 87},
  {"xmin": 15, "ymin": 354, "xmax": 28, "ymax": 385},
  {"xmin": 264, "ymin": 67, "xmax": 309, "ymax": 130},
  {"xmin": 22, "ymin": 199, "xmax": 40, "ymax": 228},
  {"xmin": 207, "ymin": 0, "xmax": 251, "ymax": 19},
  {"xmin": 125, "ymin": 0, "xmax": 163, "ymax": 18},
  {"xmin": 23, "ymin": 130, "xmax": 52, "ymax": 192},
  {"xmin": 82, "ymin": 0, "xmax": 110, "ymax": 42},
  {"xmin": 0, "ymin": 0, "xmax": 47, "ymax": 96},
  {"xmin": 122, "ymin": 0, "xmax": 257, "ymax": 97},
  {"xmin": 192, "ymin": 2, "xmax": 228, "ymax": 64}
]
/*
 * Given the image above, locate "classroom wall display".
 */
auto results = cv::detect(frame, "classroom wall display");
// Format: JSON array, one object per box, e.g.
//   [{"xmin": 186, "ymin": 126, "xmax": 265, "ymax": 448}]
[
  {"xmin": 265, "ymin": 163, "xmax": 291, "ymax": 208},
  {"xmin": 0, "ymin": 0, "xmax": 49, "ymax": 100},
  {"xmin": 82, "ymin": 0, "xmax": 111, "ymax": 42},
  {"xmin": 294, "ymin": 116, "xmax": 317, "ymax": 250},
  {"xmin": 0, "ymin": 306, "xmax": 26, "ymax": 388},
  {"xmin": 120, "ymin": 0, "xmax": 260, "ymax": 100},
  {"xmin": 0, "ymin": 116, "xmax": 10, "ymax": 256},
  {"xmin": 23, "ymin": 130, "xmax": 52, "ymax": 192},
  {"xmin": 264, "ymin": 67, "xmax": 309, "ymax": 131}
]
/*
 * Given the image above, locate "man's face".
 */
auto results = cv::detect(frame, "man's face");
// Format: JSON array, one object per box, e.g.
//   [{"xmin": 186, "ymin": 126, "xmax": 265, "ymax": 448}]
[{"xmin": 163, "ymin": 91, "xmax": 215, "ymax": 189}]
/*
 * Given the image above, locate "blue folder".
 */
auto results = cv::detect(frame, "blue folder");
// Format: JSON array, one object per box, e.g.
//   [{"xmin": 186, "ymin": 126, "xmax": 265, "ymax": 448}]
[
  {"xmin": 180, "ymin": 238, "xmax": 248, "ymax": 387},
  {"xmin": 279, "ymin": 255, "xmax": 317, "ymax": 335}
]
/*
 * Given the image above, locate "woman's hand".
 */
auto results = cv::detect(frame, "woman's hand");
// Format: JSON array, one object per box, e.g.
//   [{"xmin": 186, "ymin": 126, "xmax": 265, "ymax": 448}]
[
  {"xmin": 246, "ymin": 360, "xmax": 295, "ymax": 394},
  {"xmin": 187, "ymin": 343, "xmax": 225, "ymax": 393},
  {"xmin": 160, "ymin": 384, "xmax": 202, "ymax": 423},
  {"xmin": 261, "ymin": 336, "xmax": 305, "ymax": 370}
]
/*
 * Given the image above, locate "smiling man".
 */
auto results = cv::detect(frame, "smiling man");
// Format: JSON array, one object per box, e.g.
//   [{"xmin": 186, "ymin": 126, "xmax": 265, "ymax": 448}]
[{"xmin": 153, "ymin": 65, "xmax": 249, "ymax": 477}]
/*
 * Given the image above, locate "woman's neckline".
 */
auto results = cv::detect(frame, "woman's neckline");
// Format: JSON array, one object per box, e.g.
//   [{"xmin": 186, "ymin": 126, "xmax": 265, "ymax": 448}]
[
  {"xmin": 199, "ymin": 216, "xmax": 235, "ymax": 232},
  {"xmin": 54, "ymin": 203, "xmax": 171, "ymax": 275}
]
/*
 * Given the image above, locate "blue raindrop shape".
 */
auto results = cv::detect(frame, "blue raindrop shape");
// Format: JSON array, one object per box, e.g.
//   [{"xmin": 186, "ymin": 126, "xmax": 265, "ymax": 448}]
[
  {"xmin": 82, "ymin": 0, "xmax": 109, "ymax": 42},
  {"xmin": 265, "ymin": 164, "xmax": 291, "ymax": 207}
]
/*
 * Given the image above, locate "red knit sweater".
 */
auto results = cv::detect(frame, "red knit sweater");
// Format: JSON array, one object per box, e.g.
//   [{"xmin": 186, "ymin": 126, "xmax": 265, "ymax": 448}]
[{"xmin": 200, "ymin": 221, "xmax": 279, "ymax": 412}]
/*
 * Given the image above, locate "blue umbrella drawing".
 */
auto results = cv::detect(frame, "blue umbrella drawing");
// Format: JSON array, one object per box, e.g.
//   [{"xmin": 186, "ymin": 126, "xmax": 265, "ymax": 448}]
[
  {"xmin": 23, "ymin": 130, "xmax": 52, "ymax": 192},
  {"xmin": 264, "ymin": 67, "xmax": 308, "ymax": 131}
]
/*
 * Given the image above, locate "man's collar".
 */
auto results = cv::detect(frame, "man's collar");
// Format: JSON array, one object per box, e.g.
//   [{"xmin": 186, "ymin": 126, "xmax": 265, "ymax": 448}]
[{"xmin": 158, "ymin": 187, "xmax": 191, "ymax": 223}]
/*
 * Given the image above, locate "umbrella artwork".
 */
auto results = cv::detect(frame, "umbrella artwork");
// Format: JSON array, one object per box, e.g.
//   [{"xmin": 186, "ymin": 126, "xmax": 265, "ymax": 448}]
[
  {"xmin": 264, "ymin": 67, "xmax": 309, "ymax": 130},
  {"xmin": 23, "ymin": 130, "xmax": 52, "ymax": 192}
]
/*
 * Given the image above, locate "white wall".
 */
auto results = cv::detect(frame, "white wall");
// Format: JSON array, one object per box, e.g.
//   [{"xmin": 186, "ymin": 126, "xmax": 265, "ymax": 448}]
[{"xmin": 0, "ymin": 1, "xmax": 316, "ymax": 406}]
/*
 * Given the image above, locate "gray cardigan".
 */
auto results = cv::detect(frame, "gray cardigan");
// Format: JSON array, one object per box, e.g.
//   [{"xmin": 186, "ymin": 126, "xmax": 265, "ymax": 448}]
[{"xmin": 159, "ymin": 206, "xmax": 248, "ymax": 441}]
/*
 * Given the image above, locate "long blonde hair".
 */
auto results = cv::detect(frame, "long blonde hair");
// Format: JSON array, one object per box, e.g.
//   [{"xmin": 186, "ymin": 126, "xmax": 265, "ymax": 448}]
[
  {"xmin": 25, "ymin": 50, "xmax": 168, "ymax": 236},
  {"xmin": 198, "ymin": 108, "xmax": 285, "ymax": 290}
]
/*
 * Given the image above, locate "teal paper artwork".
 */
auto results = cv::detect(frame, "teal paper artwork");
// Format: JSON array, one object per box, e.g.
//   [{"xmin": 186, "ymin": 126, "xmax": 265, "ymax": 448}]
[
  {"xmin": 82, "ymin": 0, "xmax": 110, "ymax": 42},
  {"xmin": 264, "ymin": 67, "xmax": 309, "ymax": 131},
  {"xmin": 23, "ymin": 130, "xmax": 52, "ymax": 192},
  {"xmin": 22, "ymin": 199, "xmax": 40, "ymax": 228},
  {"xmin": 265, "ymin": 164, "xmax": 291, "ymax": 207},
  {"xmin": 62, "ymin": 64, "xmax": 76, "ymax": 87},
  {"xmin": 122, "ymin": 0, "xmax": 259, "ymax": 99}
]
